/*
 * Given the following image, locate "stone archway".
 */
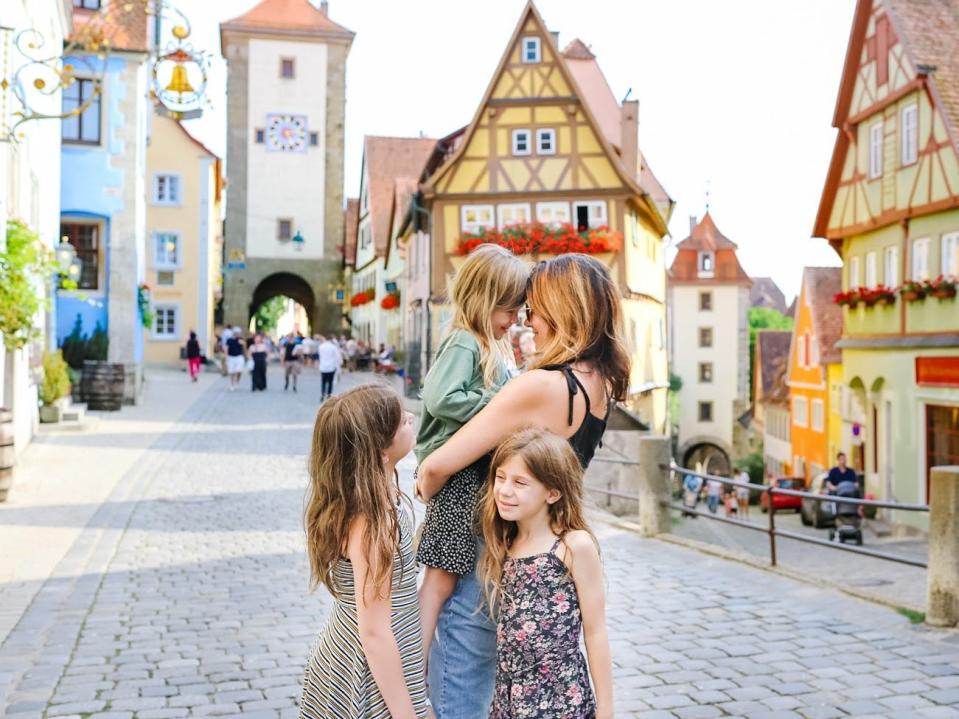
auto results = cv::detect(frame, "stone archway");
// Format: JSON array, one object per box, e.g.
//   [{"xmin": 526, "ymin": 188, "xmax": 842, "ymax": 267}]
[
  {"xmin": 682, "ymin": 442, "xmax": 732, "ymax": 476},
  {"xmin": 250, "ymin": 273, "xmax": 316, "ymax": 335}
]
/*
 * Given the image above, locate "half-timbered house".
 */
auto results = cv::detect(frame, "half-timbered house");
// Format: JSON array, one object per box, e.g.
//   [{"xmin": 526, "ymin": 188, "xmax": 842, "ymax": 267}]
[{"xmin": 419, "ymin": 1, "xmax": 673, "ymax": 430}]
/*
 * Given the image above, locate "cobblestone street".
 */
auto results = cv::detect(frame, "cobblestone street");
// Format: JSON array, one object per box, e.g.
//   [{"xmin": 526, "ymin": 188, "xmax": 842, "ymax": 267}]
[{"xmin": 1, "ymin": 367, "xmax": 958, "ymax": 718}]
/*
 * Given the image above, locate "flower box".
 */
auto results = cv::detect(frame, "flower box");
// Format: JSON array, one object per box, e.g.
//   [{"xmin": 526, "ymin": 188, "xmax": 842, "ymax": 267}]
[
  {"xmin": 380, "ymin": 292, "xmax": 401, "ymax": 310},
  {"xmin": 350, "ymin": 289, "xmax": 375, "ymax": 307},
  {"xmin": 455, "ymin": 222, "xmax": 624, "ymax": 259}
]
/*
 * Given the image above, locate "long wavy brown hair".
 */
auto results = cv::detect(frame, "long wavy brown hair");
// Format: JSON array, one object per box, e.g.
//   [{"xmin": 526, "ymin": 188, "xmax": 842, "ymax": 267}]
[
  {"xmin": 526, "ymin": 254, "xmax": 631, "ymax": 401},
  {"xmin": 304, "ymin": 383, "xmax": 404, "ymax": 599},
  {"xmin": 447, "ymin": 243, "xmax": 528, "ymax": 387},
  {"xmin": 479, "ymin": 428, "xmax": 597, "ymax": 611}
]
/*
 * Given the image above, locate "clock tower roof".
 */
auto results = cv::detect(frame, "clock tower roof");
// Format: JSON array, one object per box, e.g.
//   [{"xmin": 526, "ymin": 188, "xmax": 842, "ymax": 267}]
[{"xmin": 221, "ymin": 0, "xmax": 354, "ymax": 43}]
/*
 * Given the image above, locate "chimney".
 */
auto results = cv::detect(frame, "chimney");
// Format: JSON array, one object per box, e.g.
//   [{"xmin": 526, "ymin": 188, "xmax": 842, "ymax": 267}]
[
  {"xmin": 620, "ymin": 100, "xmax": 639, "ymax": 180},
  {"xmin": 320, "ymin": 0, "xmax": 329, "ymax": 15},
  {"xmin": 689, "ymin": 216, "xmax": 697, "ymax": 234},
  {"xmin": 551, "ymin": 31, "xmax": 560, "ymax": 46}
]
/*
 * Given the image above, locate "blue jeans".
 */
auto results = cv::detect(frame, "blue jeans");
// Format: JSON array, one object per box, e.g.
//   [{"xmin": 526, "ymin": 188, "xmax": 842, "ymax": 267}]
[
  {"xmin": 707, "ymin": 494, "xmax": 720, "ymax": 513},
  {"xmin": 429, "ymin": 551, "xmax": 496, "ymax": 718}
]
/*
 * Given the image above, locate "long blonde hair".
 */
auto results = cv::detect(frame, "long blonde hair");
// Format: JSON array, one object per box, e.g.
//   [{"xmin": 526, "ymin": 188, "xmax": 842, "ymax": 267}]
[
  {"xmin": 304, "ymin": 383, "xmax": 404, "ymax": 599},
  {"xmin": 527, "ymin": 254, "xmax": 631, "ymax": 401},
  {"xmin": 479, "ymin": 428, "xmax": 597, "ymax": 610},
  {"xmin": 448, "ymin": 243, "xmax": 528, "ymax": 387}
]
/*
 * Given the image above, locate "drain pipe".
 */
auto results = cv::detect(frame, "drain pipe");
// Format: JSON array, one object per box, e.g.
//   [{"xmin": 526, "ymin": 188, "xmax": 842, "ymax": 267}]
[{"xmin": 410, "ymin": 191, "xmax": 433, "ymax": 373}]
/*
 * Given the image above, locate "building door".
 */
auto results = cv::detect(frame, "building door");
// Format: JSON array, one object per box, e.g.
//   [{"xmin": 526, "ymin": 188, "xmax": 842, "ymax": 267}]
[{"xmin": 926, "ymin": 405, "xmax": 959, "ymax": 503}]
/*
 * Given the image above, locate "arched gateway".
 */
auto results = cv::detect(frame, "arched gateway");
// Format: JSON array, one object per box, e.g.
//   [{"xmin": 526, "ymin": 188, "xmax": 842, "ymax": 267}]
[{"xmin": 219, "ymin": 0, "xmax": 354, "ymax": 334}]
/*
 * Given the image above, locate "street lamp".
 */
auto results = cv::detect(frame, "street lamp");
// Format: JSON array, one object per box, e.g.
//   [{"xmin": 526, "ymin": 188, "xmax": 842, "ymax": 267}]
[{"xmin": 54, "ymin": 237, "xmax": 77, "ymax": 274}]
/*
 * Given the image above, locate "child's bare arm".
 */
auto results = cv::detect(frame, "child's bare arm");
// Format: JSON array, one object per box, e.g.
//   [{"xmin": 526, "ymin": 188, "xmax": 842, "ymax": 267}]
[
  {"xmin": 349, "ymin": 519, "xmax": 422, "ymax": 719},
  {"xmin": 565, "ymin": 531, "xmax": 613, "ymax": 719}
]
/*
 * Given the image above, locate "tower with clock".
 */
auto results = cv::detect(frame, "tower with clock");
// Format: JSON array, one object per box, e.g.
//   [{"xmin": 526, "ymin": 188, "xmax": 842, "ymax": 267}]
[{"xmin": 220, "ymin": 0, "xmax": 353, "ymax": 332}]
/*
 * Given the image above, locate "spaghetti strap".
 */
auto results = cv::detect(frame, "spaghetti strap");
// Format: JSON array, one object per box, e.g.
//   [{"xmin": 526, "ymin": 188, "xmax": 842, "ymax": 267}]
[{"xmin": 549, "ymin": 535, "xmax": 564, "ymax": 555}]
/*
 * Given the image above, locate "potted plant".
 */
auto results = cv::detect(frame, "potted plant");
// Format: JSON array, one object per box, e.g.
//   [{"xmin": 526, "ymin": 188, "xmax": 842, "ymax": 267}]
[
  {"xmin": 926, "ymin": 275, "xmax": 957, "ymax": 300},
  {"xmin": 899, "ymin": 280, "xmax": 926, "ymax": 303},
  {"xmin": 380, "ymin": 292, "xmax": 401, "ymax": 310},
  {"xmin": 39, "ymin": 350, "xmax": 71, "ymax": 423}
]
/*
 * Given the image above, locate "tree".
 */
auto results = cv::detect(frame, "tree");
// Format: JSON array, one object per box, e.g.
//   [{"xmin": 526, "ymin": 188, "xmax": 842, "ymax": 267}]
[
  {"xmin": 254, "ymin": 296, "xmax": 287, "ymax": 333},
  {"xmin": 748, "ymin": 307, "xmax": 793, "ymax": 400}
]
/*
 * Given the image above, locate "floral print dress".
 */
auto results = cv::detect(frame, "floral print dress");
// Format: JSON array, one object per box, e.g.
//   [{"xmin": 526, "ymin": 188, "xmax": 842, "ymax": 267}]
[{"xmin": 490, "ymin": 537, "xmax": 596, "ymax": 719}]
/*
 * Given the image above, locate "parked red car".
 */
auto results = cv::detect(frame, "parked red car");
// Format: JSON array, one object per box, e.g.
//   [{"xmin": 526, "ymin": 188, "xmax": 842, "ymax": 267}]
[{"xmin": 760, "ymin": 477, "xmax": 806, "ymax": 513}]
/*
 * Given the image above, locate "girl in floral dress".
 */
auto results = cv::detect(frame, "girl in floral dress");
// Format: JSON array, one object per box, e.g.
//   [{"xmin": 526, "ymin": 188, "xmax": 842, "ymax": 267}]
[{"xmin": 479, "ymin": 429, "xmax": 613, "ymax": 719}]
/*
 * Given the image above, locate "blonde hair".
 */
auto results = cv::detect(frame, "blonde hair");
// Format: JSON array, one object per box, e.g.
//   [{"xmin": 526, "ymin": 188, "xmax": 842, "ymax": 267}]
[
  {"xmin": 527, "ymin": 254, "xmax": 631, "ymax": 401},
  {"xmin": 448, "ymin": 243, "xmax": 528, "ymax": 387},
  {"xmin": 479, "ymin": 428, "xmax": 597, "ymax": 611},
  {"xmin": 304, "ymin": 383, "xmax": 404, "ymax": 599}
]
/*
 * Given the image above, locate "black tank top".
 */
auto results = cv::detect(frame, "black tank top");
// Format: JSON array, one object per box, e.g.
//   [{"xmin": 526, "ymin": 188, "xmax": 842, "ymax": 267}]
[{"xmin": 543, "ymin": 364, "xmax": 611, "ymax": 468}]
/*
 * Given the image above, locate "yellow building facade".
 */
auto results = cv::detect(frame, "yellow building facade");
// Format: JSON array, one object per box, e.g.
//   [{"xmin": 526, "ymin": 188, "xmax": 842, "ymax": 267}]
[
  {"xmin": 143, "ymin": 114, "xmax": 223, "ymax": 363},
  {"xmin": 815, "ymin": 0, "xmax": 959, "ymax": 515},
  {"xmin": 420, "ymin": 1, "xmax": 673, "ymax": 430}
]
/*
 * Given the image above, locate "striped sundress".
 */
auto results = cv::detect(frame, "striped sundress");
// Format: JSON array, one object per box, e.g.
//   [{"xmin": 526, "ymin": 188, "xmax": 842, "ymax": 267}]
[{"xmin": 299, "ymin": 506, "xmax": 428, "ymax": 719}]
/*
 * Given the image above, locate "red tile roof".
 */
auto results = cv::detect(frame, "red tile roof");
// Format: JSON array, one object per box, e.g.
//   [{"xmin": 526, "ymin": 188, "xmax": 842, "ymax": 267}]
[
  {"xmin": 222, "ymin": 0, "xmax": 353, "ymax": 39},
  {"xmin": 71, "ymin": 2, "xmax": 149, "ymax": 53},
  {"xmin": 363, "ymin": 136, "xmax": 436, "ymax": 257},
  {"xmin": 343, "ymin": 198, "xmax": 359, "ymax": 266},
  {"xmin": 756, "ymin": 331, "xmax": 792, "ymax": 404},
  {"xmin": 803, "ymin": 267, "xmax": 844, "ymax": 365},
  {"xmin": 669, "ymin": 213, "xmax": 751, "ymax": 284},
  {"xmin": 750, "ymin": 277, "xmax": 788, "ymax": 313}
]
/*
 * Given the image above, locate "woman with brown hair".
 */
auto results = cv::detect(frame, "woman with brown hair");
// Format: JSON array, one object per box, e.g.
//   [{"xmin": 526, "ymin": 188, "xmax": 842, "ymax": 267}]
[{"xmin": 416, "ymin": 253, "xmax": 630, "ymax": 718}]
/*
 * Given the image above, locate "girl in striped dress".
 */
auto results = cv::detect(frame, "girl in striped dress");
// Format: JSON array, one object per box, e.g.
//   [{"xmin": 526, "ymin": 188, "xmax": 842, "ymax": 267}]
[{"xmin": 300, "ymin": 384, "xmax": 429, "ymax": 719}]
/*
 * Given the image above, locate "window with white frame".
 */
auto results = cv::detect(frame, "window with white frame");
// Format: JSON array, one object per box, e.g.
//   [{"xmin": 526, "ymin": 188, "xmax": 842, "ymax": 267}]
[
  {"xmin": 153, "ymin": 232, "xmax": 180, "ymax": 269},
  {"xmin": 511, "ymin": 129, "xmax": 531, "ymax": 156},
  {"xmin": 498, "ymin": 203, "xmax": 531, "ymax": 227},
  {"xmin": 869, "ymin": 121, "xmax": 883, "ymax": 179},
  {"xmin": 521, "ymin": 36, "xmax": 540, "ymax": 63},
  {"xmin": 536, "ymin": 128, "xmax": 556, "ymax": 154},
  {"xmin": 535, "ymin": 201, "xmax": 570, "ymax": 225},
  {"xmin": 461, "ymin": 205, "xmax": 494, "ymax": 235},
  {"xmin": 883, "ymin": 245, "xmax": 899, "ymax": 286},
  {"xmin": 865, "ymin": 251, "xmax": 877, "ymax": 287},
  {"xmin": 849, "ymin": 255, "xmax": 860, "ymax": 288},
  {"xmin": 359, "ymin": 222, "xmax": 371, "ymax": 249},
  {"xmin": 912, "ymin": 238, "xmax": 930, "ymax": 280},
  {"xmin": 792, "ymin": 396, "xmax": 808, "ymax": 428},
  {"xmin": 797, "ymin": 334, "xmax": 807, "ymax": 369},
  {"xmin": 573, "ymin": 200, "xmax": 607, "ymax": 230},
  {"xmin": 811, "ymin": 399, "xmax": 825, "ymax": 432},
  {"xmin": 153, "ymin": 304, "xmax": 179, "ymax": 340},
  {"xmin": 810, "ymin": 336, "xmax": 820, "ymax": 366},
  {"xmin": 901, "ymin": 104, "xmax": 918, "ymax": 166},
  {"xmin": 153, "ymin": 174, "xmax": 181, "ymax": 205},
  {"xmin": 943, "ymin": 232, "xmax": 959, "ymax": 277}
]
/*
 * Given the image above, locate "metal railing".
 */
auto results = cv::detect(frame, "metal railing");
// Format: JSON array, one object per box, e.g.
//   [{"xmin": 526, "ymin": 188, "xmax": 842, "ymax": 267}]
[{"xmin": 584, "ymin": 459, "xmax": 929, "ymax": 569}]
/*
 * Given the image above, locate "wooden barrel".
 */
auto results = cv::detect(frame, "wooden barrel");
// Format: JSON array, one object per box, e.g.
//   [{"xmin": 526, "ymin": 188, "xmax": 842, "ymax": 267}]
[
  {"xmin": 81, "ymin": 361, "xmax": 125, "ymax": 411},
  {"xmin": 0, "ymin": 407, "xmax": 13, "ymax": 502}
]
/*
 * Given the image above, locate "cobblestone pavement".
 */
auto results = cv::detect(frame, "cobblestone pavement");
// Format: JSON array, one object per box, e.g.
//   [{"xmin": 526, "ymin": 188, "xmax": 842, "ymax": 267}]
[{"xmin": 1, "ymin": 368, "xmax": 958, "ymax": 718}]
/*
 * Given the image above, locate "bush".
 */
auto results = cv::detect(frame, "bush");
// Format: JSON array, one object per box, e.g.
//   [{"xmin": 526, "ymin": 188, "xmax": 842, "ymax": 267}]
[
  {"xmin": 60, "ymin": 314, "xmax": 108, "ymax": 370},
  {"xmin": 736, "ymin": 451, "xmax": 765, "ymax": 485},
  {"xmin": 40, "ymin": 350, "xmax": 71, "ymax": 405}
]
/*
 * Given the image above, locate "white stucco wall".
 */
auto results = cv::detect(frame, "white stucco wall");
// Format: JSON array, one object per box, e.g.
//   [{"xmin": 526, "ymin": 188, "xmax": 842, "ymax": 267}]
[
  {"xmin": 245, "ymin": 38, "xmax": 327, "ymax": 260},
  {"xmin": 670, "ymin": 284, "xmax": 747, "ymax": 450}
]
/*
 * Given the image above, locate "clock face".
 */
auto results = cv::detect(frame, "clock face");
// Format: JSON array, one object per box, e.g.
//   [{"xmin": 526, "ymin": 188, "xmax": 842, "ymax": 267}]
[{"xmin": 266, "ymin": 114, "xmax": 307, "ymax": 153}]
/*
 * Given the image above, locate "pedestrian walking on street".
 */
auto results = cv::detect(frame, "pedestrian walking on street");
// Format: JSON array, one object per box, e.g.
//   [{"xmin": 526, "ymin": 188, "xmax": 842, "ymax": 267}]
[
  {"xmin": 416, "ymin": 254, "xmax": 628, "ymax": 717},
  {"xmin": 282, "ymin": 331, "xmax": 302, "ymax": 392},
  {"xmin": 317, "ymin": 335, "xmax": 341, "ymax": 401},
  {"xmin": 705, "ymin": 476, "xmax": 722, "ymax": 514},
  {"xmin": 414, "ymin": 244, "xmax": 527, "ymax": 674},
  {"xmin": 736, "ymin": 468, "xmax": 751, "ymax": 518},
  {"xmin": 225, "ymin": 327, "xmax": 245, "ymax": 391},
  {"xmin": 248, "ymin": 333, "xmax": 268, "ymax": 392},
  {"xmin": 683, "ymin": 473, "xmax": 703, "ymax": 516},
  {"xmin": 299, "ymin": 384, "xmax": 428, "ymax": 719},
  {"xmin": 481, "ymin": 429, "xmax": 612, "ymax": 719},
  {"xmin": 185, "ymin": 331, "xmax": 202, "ymax": 382}
]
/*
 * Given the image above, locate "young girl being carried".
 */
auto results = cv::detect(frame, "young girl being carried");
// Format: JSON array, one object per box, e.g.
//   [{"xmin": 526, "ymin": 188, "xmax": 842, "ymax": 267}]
[
  {"xmin": 300, "ymin": 384, "xmax": 428, "ymax": 719},
  {"xmin": 415, "ymin": 243, "xmax": 528, "ymax": 656},
  {"xmin": 481, "ymin": 428, "xmax": 613, "ymax": 719}
]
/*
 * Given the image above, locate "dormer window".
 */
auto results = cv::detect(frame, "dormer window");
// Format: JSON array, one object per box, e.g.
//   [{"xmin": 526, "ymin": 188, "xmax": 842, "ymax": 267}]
[
  {"xmin": 522, "ymin": 37, "xmax": 541, "ymax": 63},
  {"xmin": 698, "ymin": 251, "xmax": 715, "ymax": 278}
]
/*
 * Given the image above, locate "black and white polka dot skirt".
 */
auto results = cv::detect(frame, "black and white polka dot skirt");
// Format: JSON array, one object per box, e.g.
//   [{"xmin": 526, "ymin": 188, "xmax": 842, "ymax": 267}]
[{"xmin": 416, "ymin": 458, "xmax": 489, "ymax": 576}]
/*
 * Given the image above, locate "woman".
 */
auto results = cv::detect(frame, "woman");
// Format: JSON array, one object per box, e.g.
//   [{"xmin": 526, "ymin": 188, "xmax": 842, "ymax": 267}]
[
  {"xmin": 185, "ymin": 331, "xmax": 202, "ymax": 382},
  {"xmin": 416, "ymin": 253, "xmax": 631, "ymax": 718},
  {"xmin": 248, "ymin": 333, "xmax": 269, "ymax": 392}
]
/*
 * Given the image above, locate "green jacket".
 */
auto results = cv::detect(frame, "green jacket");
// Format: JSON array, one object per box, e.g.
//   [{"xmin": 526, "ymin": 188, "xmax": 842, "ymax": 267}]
[{"xmin": 414, "ymin": 329, "xmax": 508, "ymax": 463}]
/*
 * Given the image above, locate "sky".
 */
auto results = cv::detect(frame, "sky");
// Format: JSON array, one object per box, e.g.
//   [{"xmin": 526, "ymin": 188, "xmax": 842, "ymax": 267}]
[{"xmin": 178, "ymin": 0, "xmax": 858, "ymax": 302}]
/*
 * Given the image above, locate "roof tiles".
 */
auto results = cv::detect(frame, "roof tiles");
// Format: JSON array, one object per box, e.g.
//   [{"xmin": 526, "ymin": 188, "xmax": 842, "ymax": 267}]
[{"xmin": 222, "ymin": 0, "xmax": 353, "ymax": 38}]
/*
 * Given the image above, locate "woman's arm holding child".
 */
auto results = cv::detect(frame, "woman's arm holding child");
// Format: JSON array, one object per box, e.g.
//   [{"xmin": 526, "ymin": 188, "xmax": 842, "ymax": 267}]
[
  {"xmin": 565, "ymin": 531, "xmax": 613, "ymax": 719},
  {"xmin": 348, "ymin": 518, "xmax": 422, "ymax": 719}
]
